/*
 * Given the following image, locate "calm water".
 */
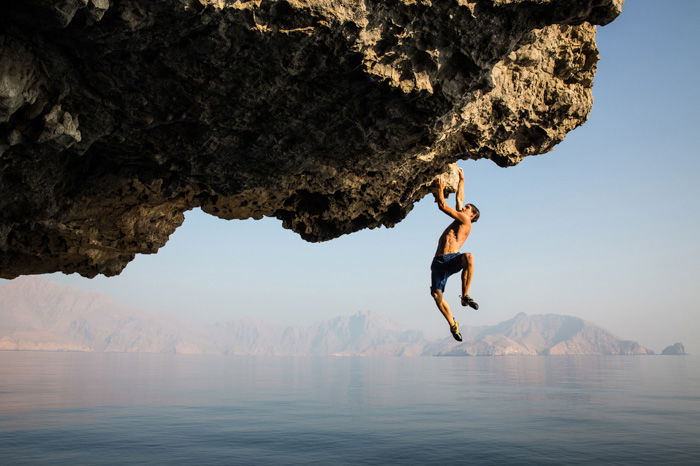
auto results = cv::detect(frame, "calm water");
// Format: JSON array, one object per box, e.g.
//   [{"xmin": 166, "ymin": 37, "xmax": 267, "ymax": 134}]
[{"xmin": 0, "ymin": 352, "xmax": 698, "ymax": 465}]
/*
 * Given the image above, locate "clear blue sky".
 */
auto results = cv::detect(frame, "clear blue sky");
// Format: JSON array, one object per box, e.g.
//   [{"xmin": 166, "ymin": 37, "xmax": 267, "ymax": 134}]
[{"xmin": 33, "ymin": 0, "xmax": 700, "ymax": 352}]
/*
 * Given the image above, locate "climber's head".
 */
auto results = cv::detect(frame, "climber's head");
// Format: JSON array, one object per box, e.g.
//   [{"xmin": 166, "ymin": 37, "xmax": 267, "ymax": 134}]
[{"xmin": 464, "ymin": 203, "xmax": 480, "ymax": 223}]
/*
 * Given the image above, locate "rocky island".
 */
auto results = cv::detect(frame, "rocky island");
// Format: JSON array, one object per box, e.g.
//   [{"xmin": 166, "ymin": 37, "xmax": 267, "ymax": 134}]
[
  {"xmin": 661, "ymin": 343, "xmax": 686, "ymax": 355},
  {"xmin": 0, "ymin": 0, "xmax": 623, "ymax": 278}
]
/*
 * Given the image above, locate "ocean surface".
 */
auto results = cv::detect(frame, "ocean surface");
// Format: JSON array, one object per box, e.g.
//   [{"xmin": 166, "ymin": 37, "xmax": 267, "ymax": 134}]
[{"xmin": 0, "ymin": 352, "xmax": 698, "ymax": 465}]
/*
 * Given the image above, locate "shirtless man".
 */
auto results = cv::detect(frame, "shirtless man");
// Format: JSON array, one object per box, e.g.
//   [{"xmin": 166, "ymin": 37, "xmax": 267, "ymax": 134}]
[{"xmin": 431, "ymin": 168, "xmax": 480, "ymax": 341}]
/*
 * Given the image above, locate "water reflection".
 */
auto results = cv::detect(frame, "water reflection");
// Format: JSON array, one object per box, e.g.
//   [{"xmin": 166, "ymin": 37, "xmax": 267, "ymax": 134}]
[
  {"xmin": 1, "ymin": 353, "xmax": 698, "ymax": 415},
  {"xmin": 0, "ymin": 352, "xmax": 698, "ymax": 465}
]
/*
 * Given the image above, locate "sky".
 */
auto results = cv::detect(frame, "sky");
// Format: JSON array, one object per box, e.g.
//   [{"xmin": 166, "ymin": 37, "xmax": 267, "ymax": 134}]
[{"xmin": 13, "ymin": 0, "xmax": 700, "ymax": 352}]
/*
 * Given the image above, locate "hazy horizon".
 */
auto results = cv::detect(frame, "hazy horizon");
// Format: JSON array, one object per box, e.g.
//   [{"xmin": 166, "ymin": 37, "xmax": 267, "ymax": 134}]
[
  {"xmin": 0, "ymin": 275, "xmax": 687, "ymax": 357},
  {"xmin": 2, "ymin": 1, "xmax": 699, "ymax": 353}
]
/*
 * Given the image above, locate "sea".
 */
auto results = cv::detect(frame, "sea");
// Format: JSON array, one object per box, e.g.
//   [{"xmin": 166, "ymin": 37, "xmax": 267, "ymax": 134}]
[{"xmin": 0, "ymin": 352, "xmax": 698, "ymax": 465}]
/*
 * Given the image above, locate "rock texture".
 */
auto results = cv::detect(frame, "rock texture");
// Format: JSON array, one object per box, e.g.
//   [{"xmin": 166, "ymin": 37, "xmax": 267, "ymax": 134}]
[
  {"xmin": 1, "ymin": 277, "xmax": 656, "ymax": 356},
  {"xmin": 0, "ymin": 0, "xmax": 624, "ymax": 277}
]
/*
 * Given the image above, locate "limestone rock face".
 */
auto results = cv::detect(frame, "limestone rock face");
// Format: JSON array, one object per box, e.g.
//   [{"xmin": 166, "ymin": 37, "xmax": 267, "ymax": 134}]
[{"xmin": 0, "ymin": 0, "xmax": 623, "ymax": 278}]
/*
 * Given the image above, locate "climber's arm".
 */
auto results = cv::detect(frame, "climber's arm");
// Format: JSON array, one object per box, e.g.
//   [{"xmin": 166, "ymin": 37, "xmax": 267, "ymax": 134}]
[
  {"xmin": 436, "ymin": 177, "xmax": 467, "ymax": 222},
  {"xmin": 456, "ymin": 167, "xmax": 464, "ymax": 211}
]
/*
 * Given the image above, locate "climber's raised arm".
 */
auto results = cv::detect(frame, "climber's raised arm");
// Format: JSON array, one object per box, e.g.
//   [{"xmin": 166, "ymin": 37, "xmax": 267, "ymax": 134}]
[
  {"xmin": 435, "ymin": 177, "xmax": 469, "ymax": 223},
  {"xmin": 456, "ymin": 167, "xmax": 464, "ymax": 211}
]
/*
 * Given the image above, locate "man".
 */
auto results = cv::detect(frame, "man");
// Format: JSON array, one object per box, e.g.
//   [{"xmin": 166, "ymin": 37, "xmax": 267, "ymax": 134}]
[{"xmin": 430, "ymin": 168, "xmax": 480, "ymax": 342}]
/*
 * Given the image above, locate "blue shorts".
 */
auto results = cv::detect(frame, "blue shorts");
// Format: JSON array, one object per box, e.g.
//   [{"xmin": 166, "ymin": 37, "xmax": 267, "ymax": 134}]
[{"xmin": 430, "ymin": 253, "xmax": 465, "ymax": 293}]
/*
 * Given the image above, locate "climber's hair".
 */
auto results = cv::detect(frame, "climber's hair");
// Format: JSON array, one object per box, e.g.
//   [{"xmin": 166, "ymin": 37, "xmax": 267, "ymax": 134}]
[{"xmin": 467, "ymin": 203, "xmax": 480, "ymax": 223}]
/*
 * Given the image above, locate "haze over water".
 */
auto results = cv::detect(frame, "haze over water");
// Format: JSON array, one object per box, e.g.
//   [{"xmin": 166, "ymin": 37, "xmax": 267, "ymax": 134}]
[{"xmin": 1, "ymin": 352, "xmax": 698, "ymax": 465}]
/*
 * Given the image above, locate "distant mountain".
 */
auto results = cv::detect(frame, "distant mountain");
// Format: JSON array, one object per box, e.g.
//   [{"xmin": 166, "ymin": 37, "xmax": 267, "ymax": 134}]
[
  {"xmin": 210, "ymin": 313, "xmax": 426, "ymax": 356},
  {"xmin": 432, "ymin": 313, "xmax": 653, "ymax": 356},
  {"xmin": 0, "ymin": 277, "xmax": 217, "ymax": 354},
  {"xmin": 0, "ymin": 277, "xmax": 425, "ymax": 356},
  {"xmin": 0, "ymin": 277, "xmax": 657, "ymax": 356}
]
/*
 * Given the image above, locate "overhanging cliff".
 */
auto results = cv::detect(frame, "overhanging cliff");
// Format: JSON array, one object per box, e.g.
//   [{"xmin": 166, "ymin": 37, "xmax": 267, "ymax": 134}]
[{"xmin": 0, "ymin": 0, "xmax": 623, "ymax": 278}]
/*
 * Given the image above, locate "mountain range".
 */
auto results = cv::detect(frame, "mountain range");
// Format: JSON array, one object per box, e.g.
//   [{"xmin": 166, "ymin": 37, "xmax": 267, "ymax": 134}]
[{"xmin": 0, "ymin": 277, "xmax": 675, "ymax": 356}]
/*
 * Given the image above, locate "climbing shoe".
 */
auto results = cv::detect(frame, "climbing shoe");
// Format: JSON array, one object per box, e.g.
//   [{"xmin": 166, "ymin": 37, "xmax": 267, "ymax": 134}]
[
  {"xmin": 450, "ymin": 321, "xmax": 463, "ymax": 342},
  {"xmin": 461, "ymin": 295, "xmax": 479, "ymax": 310}
]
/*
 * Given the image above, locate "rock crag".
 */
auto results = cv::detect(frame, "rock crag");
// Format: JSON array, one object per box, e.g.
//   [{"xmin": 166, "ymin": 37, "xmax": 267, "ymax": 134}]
[{"xmin": 0, "ymin": 0, "xmax": 623, "ymax": 277}]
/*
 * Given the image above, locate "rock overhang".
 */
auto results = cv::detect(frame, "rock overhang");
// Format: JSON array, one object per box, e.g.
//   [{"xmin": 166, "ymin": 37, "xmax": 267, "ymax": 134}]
[{"xmin": 0, "ymin": 0, "xmax": 624, "ymax": 278}]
